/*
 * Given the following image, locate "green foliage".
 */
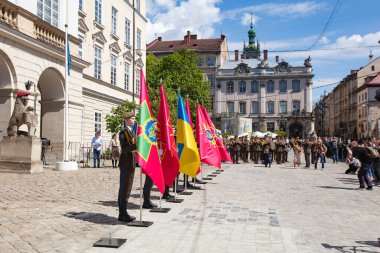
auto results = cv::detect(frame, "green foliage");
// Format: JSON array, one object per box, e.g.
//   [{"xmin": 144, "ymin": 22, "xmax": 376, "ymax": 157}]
[
  {"xmin": 146, "ymin": 49, "xmax": 211, "ymax": 125},
  {"xmin": 274, "ymin": 130, "xmax": 287, "ymax": 137},
  {"xmin": 105, "ymin": 100, "xmax": 137, "ymax": 134}
]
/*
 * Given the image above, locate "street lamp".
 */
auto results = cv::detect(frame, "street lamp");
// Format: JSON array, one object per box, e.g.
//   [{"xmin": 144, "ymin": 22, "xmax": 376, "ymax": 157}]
[{"xmin": 318, "ymin": 100, "xmax": 328, "ymax": 137}]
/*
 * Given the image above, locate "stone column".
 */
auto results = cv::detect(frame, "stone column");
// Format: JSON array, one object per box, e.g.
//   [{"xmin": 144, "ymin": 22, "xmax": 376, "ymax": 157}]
[
  {"xmin": 215, "ymin": 85, "xmax": 221, "ymax": 114},
  {"xmin": 259, "ymin": 81, "xmax": 267, "ymax": 131},
  {"xmin": 305, "ymin": 80, "xmax": 312, "ymax": 113}
]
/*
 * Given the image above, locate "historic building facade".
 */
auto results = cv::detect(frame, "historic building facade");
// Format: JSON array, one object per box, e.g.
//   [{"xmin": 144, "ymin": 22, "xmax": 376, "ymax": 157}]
[
  {"xmin": 0, "ymin": 0, "xmax": 146, "ymax": 163},
  {"xmin": 146, "ymin": 31, "xmax": 229, "ymax": 109},
  {"xmin": 214, "ymin": 23, "xmax": 314, "ymax": 137}
]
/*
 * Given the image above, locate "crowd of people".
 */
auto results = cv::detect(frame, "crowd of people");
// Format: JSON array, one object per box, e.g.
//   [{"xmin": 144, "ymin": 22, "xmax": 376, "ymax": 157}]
[{"xmin": 223, "ymin": 134, "xmax": 380, "ymax": 190}]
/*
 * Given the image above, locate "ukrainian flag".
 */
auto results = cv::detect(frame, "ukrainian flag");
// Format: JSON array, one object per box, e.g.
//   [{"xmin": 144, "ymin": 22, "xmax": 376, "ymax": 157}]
[{"xmin": 177, "ymin": 93, "xmax": 200, "ymax": 177}]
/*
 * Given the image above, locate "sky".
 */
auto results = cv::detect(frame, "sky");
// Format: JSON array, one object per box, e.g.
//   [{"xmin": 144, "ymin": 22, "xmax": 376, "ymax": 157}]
[{"xmin": 146, "ymin": 0, "xmax": 380, "ymax": 103}]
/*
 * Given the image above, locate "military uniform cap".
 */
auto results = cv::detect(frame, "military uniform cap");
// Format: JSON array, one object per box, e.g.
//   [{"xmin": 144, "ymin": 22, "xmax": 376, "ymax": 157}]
[{"xmin": 124, "ymin": 111, "xmax": 135, "ymax": 118}]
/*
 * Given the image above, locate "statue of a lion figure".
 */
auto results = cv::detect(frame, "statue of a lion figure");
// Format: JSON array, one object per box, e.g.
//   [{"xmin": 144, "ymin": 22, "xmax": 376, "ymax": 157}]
[{"xmin": 7, "ymin": 91, "xmax": 38, "ymax": 137}]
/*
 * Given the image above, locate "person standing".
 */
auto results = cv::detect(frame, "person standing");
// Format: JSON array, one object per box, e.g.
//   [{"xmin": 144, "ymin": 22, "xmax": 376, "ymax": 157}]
[
  {"xmin": 349, "ymin": 140, "xmax": 373, "ymax": 190},
  {"xmin": 118, "ymin": 111, "xmax": 137, "ymax": 222},
  {"xmin": 91, "ymin": 131, "xmax": 103, "ymax": 168},
  {"xmin": 109, "ymin": 133, "xmax": 120, "ymax": 168},
  {"xmin": 303, "ymin": 138, "xmax": 312, "ymax": 167},
  {"xmin": 293, "ymin": 141, "xmax": 302, "ymax": 168},
  {"xmin": 331, "ymin": 137, "xmax": 339, "ymax": 163},
  {"xmin": 314, "ymin": 139, "xmax": 327, "ymax": 170}
]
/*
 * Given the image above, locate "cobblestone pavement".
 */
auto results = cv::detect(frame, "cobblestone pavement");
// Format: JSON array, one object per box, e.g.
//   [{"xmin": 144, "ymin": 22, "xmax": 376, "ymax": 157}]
[{"xmin": 1, "ymin": 156, "xmax": 380, "ymax": 253}]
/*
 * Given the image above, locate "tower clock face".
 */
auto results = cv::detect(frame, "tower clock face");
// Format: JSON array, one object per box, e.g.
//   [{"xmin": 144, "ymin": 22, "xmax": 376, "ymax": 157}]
[{"xmin": 279, "ymin": 63, "xmax": 286, "ymax": 71}]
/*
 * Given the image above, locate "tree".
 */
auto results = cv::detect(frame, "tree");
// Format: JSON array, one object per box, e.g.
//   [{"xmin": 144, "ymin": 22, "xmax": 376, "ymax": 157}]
[
  {"xmin": 105, "ymin": 100, "xmax": 137, "ymax": 134},
  {"xmin": 146, "ymin": 49, "xmax": 211, "ymax": 125}
]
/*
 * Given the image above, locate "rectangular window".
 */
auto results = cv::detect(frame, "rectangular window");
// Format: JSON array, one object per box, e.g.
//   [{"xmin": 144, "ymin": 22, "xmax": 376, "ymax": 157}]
[
  {"xmin": 197, "ymin": 57, "xmax": 203, "ymax": 67},
  {"xmin": 239, "ymin": 81, "xmax": 246, "ymax": 93},
  {"xmin": 251, "ymin": 101, "xmax": 259, "ymax": 114},
  {"xmin": 207, "ymin": 56, "xmax": 215, "ymax": 67},
  {"xmin": 266, "ymin": 80, "xmax": 275, "ymax": 93},
  {"xmin": 136, "ymin": 0, "xmax": 141, "ymax": 12},
  {"xmin": 125, "ymin": 19, "xmax": 131, "ymax": 45},
  {"xmin": 227, "ymin": 102, "xmax": 234, "ymax": 116},
  {"xmin": 292, "ymin": 101, "xmax": 301, "ymax": 114},
  {"xmin": 251, "ymin": 81, "xmax": 259, "ymax": 93},
  {"xmin": 111, "ymin": 55, "xmax": 117, "ymax": 85},
  {"xmin": 267, "ymin": 101, "xmax": 274, "ymax": 114},
  {"xmin": 239, "ymin": 102, "xmax": 246, "ymax": 114},
  {"xmin": 94, "ymin": 45, "xmax": 102, "ymax": 79},
  {"xmin": 135, "ymin": 69, "xmax": 140, "ymax": 94},
  {"xmin": 37, "ymin": 0, "xmax": 59, "ymax": 27},
  {"xmin": 95, "ymin": 0, "xmax": 102, "ymax": 24},
  {"xmin": 252, "ymin": 122, "xmax": 260, "ymax": 131},
  {"xmin": 227, "ymin": 81, "xmax": 234, "ymax": 93},
  {"xmin": 124, "ymin": 62, "xmax": 130, "ymax": 90},
  {"xmin": 279, "ymin": 80, "xmax": 287, "ymax": 92},
  {"xmin": 206, "ymin": 74, "xmax": 214, "ymax": 86},
  {"xmin": 94, "ymin": 112, "xmax": 102, "ymax": 133},
  {"xmin": 111, "ymin": 7, "xmax": 118, "ymax": 35},
  {"xmin": 292, "ymin": 80, "xmax": 301, "ymax": 92},
  {"xmin": 78, "ymin": 39, "xmax": 83, "ymax": 59},
  {"xmin": 279, "ymin": 101, "xmax": 287, "ymax": 114},
  {"xmin": 267, "ymin": 122, "xmax": 275, "ymax": 132},
  {"xmin": 137, "ymin": 28, "xmax": 142, "ymax": 49},
  {"xmin": 79, "ymin": 0, "xmax": 83, "ymax": 11}
]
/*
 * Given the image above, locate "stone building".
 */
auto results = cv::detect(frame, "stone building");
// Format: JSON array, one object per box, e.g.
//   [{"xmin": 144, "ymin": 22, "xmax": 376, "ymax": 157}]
[
  {"xmin": 146, "ymin": 31, "xmax": 229, "ymax": 109},
  {"xmin": 0, "ymin": 0, "xmax": 146, "ymax": 163},
  {"xmin": 214, "ymin": 22, "xmax": 314, "ymax": 137}
]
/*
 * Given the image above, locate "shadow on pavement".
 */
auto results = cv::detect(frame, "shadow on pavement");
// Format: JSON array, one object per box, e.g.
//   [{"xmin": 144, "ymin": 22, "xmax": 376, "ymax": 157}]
[
  {"xmin": 316, "ymin": 186, "xmax": 357, "ymax": 190},
  {"xmin": 321, "ymin": 240, "xmax": 379, "ymax": 253},
  {"xmin": 64, "ymin": 212, "xmax": 119, "ymax": 225},
  {"xmin": 96, "ymin": 200, "xmax": 118, "ymax": 207},
  {"xmin": 95, "ymin": 200, "xmax": 141, "ymax": 209}
]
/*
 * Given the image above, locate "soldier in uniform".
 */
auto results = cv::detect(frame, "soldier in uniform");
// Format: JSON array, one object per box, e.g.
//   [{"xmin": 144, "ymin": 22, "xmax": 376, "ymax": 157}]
[
  {"xmin": 117, "ymin": 111, "xmax": 137, "ymax": 223},
  {"xmin": 257, "ymin": 138, "xmax": 263, "ymax": 163},
  {"xmin": 249, "ymin": 137, "xmax": 255, "ymax": 162},
  {"xmin": 233, "ymin": 136, "xmax": 241, "ymax": 164},
  {"xmin": 276, "ymin": 137, "xmax": 284, "ymax": 164},
  {"xmin": 252, "ymin": 137, "xmax": 259, "ymax": 164},
  {"xmin": 311, "ymin": 138, "xmax": 317, "ymax": 165},
  {"xmin": 240, "ymin": 136, "xmax": 247, "ymax": 162},
  {"xmin": 303, "ymin": 138, "xmax": 312, "ymax": 167}
]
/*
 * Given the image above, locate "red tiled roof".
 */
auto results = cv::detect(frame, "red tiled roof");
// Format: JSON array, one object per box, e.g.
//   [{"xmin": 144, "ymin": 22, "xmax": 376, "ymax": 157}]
[
  {"xmin": 368, "ymin": 73, "xmax": 380, "ymax": 85},
  {"xmin": 147, "ymin": 33, "xmax": 225, "ymax": 52}
]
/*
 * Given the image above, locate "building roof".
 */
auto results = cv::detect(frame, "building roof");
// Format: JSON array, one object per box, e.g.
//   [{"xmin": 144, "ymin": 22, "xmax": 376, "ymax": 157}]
[
  {"xmin": 219, "ymin": 59, "xmax": 275, "ymax": 69},
  {"xmin": 147, "ymin": 31, "xmax": 226, "ymax": 53},
  {"xmin": 368, "ymin": 73, "xmax": 380, "ymax": 85}
]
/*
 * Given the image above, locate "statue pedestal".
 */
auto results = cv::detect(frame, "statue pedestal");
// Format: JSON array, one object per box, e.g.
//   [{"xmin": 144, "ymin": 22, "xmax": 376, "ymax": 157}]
[{"xmin": 0, "ymin": 136, "xmax": 43, "ymax": 173}]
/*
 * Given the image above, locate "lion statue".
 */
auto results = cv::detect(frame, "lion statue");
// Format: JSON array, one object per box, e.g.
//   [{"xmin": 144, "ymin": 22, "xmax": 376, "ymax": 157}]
[{"xmin": 7, "ymin": 91, "xmax": 38, "ymax": 137}]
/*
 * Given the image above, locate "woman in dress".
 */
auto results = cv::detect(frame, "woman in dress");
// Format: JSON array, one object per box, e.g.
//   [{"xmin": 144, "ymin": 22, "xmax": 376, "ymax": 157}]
[{"xmin": 109, "ymin": 133, "xmax": 120, "ymax": 168}]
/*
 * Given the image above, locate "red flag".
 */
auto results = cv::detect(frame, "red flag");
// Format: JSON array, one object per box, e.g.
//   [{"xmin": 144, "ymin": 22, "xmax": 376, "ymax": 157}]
[
  {"xmin": 185, "ymin": 96, "xmax": 193, "ymax": 128},
  {"xmin": 136, "ymin": 70, "xmax": 165, "ymax": 194},
  {"xmin": 157, "ymin": 83, "xmax": 180, "ymax": 187},
  {"xmin": 196, "ymin": 104, "xmax": 221, "ymax": 168},
  {"xmin": 201, "ymin": 105, "xmax": 232, "ymax": 162}
]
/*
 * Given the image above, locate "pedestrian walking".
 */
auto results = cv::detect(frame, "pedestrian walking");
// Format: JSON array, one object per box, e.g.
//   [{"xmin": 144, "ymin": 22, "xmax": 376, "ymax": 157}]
[
  {"xmin": 109, "ymin": 133, "xmax": 120, "ymax": 168},
  {"xmin": 91, "ymin": 131, "xmax": 103, "ymax": 168}
]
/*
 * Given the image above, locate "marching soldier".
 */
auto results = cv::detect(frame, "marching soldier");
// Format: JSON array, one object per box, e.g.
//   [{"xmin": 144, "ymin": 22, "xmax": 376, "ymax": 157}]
[
  {"xmin": 249, "ymin": 137, "xmax": 255, "ymax": 162},
  {"xmin": 276, "ymin": 137, "xmax": 284, "ymax": 164},
  {"xmin": 233, "ymin": 136, "xmax": 241, "ymax": 164}
]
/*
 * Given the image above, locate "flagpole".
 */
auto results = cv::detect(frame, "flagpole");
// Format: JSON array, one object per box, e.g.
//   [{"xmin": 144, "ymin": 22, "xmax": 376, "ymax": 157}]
[{"xmin": 56, "ymin": 0, "xmax": 77, "ymax": 171}]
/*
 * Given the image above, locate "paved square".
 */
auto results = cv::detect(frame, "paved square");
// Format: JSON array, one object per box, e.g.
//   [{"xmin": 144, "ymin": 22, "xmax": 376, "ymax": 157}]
[{"xmin": 1, "ymin": 158, "xmax": 380, "ymax": 253}]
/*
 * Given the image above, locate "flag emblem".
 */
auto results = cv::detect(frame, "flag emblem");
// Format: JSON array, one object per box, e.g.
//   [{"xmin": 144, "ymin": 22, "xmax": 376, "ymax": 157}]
[{"xmin": 143, "ymin": 118, "xmax": 157, "ymax": 144}]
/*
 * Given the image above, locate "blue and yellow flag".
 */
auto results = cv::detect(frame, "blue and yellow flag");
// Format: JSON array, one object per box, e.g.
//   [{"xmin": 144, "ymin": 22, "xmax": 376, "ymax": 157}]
[{"xmin": 177, "ymin": 93, "xmax": 200, "ymax": 177}]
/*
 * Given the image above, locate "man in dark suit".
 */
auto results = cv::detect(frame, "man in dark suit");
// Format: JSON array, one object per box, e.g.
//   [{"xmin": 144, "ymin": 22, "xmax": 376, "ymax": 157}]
[{"xmin": 118, "ymin": 111, "xmax": 137, "ymax": 222}]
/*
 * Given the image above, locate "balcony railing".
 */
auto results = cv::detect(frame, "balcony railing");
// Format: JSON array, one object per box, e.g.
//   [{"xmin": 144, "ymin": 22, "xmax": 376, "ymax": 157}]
[
  {"xmin": 34, "ymin": 20, "xmax": 65, "ymax": 50},
  {"xmin": 0, "ymin": 1, "xmax": 18, "ymax": 28}
]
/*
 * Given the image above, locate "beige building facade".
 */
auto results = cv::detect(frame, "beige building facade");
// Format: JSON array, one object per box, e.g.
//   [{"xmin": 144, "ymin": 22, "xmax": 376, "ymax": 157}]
[{"xmin": 0, "ymin": 0, "xmax": 146, "ymax": 163}]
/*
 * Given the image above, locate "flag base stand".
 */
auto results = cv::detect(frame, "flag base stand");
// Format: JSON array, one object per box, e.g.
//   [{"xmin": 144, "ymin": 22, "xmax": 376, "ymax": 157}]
[
  {"xmin": 93, "ymin": 238, "xmax": 126, "ymax": 248},
  {"xmin": 202, "ymin": 177, "xmax": 213, "ymax": 181},
  {"xmin": 212, "ymin": 172, "xmax": 221, "ymax": 174},
  {"xmin": 178, "ymin": 191, "xmax": 193, "ymax": 195},
  {"xmin": 150, "ymin": 207, "xmax": 170, "ymax": 213},
  {"xmin": 196, "ymin": 181, "xmax": 207, "ymax": 184},
  {"xmin": 166, "ymin": 198, "xmax": 184, "ymax": 203},
  {"xmin": 127, "ymin": 220, "xmax": 153, "ymax": 227},
  {"xmin": 208, "ymin": 174, "xmax": 217, "ymax": 177},
  {"xmin": 216, "ymin": 169, "xmax": 224, "ymax": 172}
]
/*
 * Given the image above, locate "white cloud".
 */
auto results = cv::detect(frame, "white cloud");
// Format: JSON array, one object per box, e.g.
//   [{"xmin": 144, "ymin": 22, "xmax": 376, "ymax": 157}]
[
  {"xmin": 147, "ymin": 0, "xmax": 221, "ymax": 43},
  {"xmin": 241, "ymin": 13, "xmax": 259, "ymax": 26},
  {"xmin": 224, "ymin": 2, "xmax": 324, "ymax": 20}
]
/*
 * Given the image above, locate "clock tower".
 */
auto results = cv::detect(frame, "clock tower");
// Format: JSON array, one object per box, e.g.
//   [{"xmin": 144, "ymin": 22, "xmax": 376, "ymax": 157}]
[{"xmin": 242, "ymin": 17, "xmax": 261, "ymax": 59}]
